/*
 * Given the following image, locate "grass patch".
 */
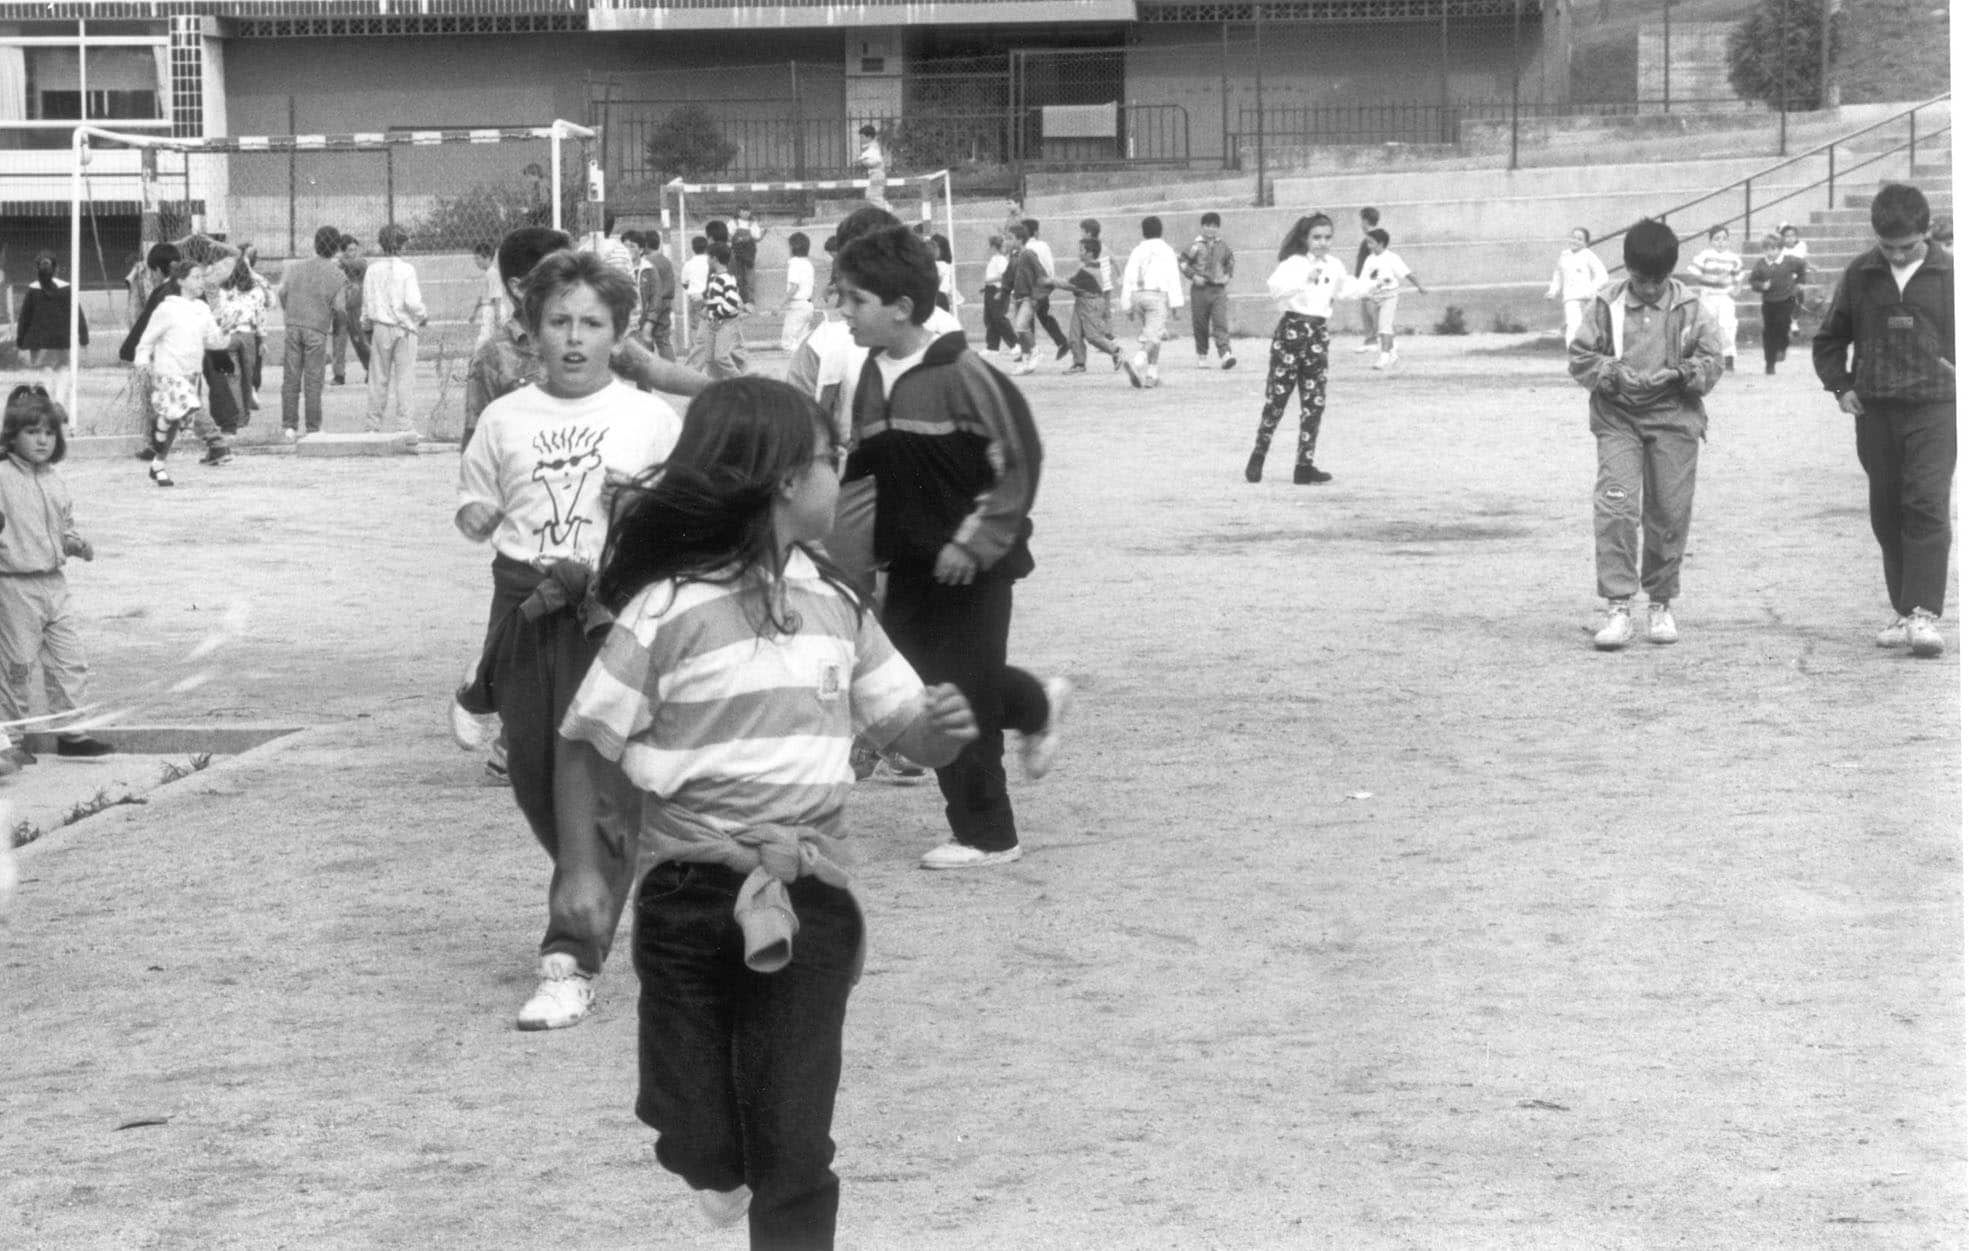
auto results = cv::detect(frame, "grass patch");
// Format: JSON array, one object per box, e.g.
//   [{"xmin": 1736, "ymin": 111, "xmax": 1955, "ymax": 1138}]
[{"xmin": 6, "ymin": 753, "xmax": 217, "ymax": 849}]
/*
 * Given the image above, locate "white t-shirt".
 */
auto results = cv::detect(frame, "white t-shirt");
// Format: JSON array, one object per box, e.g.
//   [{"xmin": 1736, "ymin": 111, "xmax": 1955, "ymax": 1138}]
[
  {"xmin": 681, "ymin": 254, "xmax": 709, "ymax": 299},
  {"xmin": 1267, "ymin": 253, "xmax": 1359, "ymax": 317},
  {"xmin": 871, "ymin": 343, "xmax": 931, "ymax": 398},
  {"xmin": 799, "ymin": 308, "xmax": 964, "ymax": 441},
  {"xmin": 1549, "ymin": 246, "xmax": 1609, "ymax": 302},
  {"xmin": 786, "ymin": 256, "xmax": 815, "ymax": 304},
  {"xmin": 1360, "ymin": 250, "xmax": 1412, "ymax": 298},
  {"xmin": 1027, "ymin": 239, "xmax": 1056, "ymax": 278},
  {"xmin": 457, "ymin": 380, "xmax": 682, "ymax": 566}
]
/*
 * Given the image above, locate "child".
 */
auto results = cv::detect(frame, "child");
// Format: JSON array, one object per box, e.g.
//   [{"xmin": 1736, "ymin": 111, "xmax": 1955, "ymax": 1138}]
[
  {"xmin": 1119, "ymin": 216, "xmax": 1186, "ymax": 388},
  {"xmin": 1080, "ymin": 217, "xmax": 1118, "ymax": 325},
  {"xmin": 1359, "ymin": 227, "xmax": 1428, "ymax": 370},
  {"xmin": 681, "ymin": 235, "xmax": 710, "ymax": 344},
  {"xmin": 1353, "ymin": 207, "xmax": 1381, "ymax": 352},
  {"xmin": 856, "ymin": 124, "xmax": 887, "ymax": 209},
  {"xmin": 1058, "ymin": 237, "xmax": 1127, "ymax": 376},
  {"xmin": 1180, "ymin": 211, "xmax": 1237, "ymax": 369},
  {"xmin": 275, "ymin": 227, "xmax": 348, "ymax": 438},
  {"xmin": 1546, "ymin": 226, "xmax": 1610, "ymax": 347},
  {"xmin": 1746, "ymin": 232, "xmax": 1808, "ymax": 374},
  {"xmin": 360, "ymin": 223, "xmax": 428, "ymax": 439},
  {"xmin": 980, "ymin": 234, "xmax": 1014, "ymax": 355},
  {"xmin": 554, "ymin": 377, "xmax": 979, "ymax": 1245},
  {"xmin": 133, "ymin": 259, "xmax": 233, "ymax": 485},
  {"xmin": 832, "ymin": 224, "xmax": 1071, "ymax": 870},
  {"xmin": 731, "ymin": 205, "xmax": 768, "ymax": 306},
  {"xmin": 215, "ymin": 250, "xmax": 272, "ymax": 414},
  {"xmin": 0, "ymin": 387, "xmax": 111, "ymax": 763},
  {"xmin": 1812, "ymin": 182, "xmax": 1956, "ymax": 659},
  {"xmin": 14, "ymin": 252, "xmax": 87, "ymax": 398},
  {"xmin": 931, "ymin": 233, "xmax": 960, "ymax": 314},
  {"xmin": 1779, "ymin": 223, "xmax": 1812, "ymax": 338},
  {"xmin": 1246, "ymin": 213, "xmax": 1364, "ymax": 485},
  {"xmin": 471, "ymin": 241, "xmax": 507, "ymax": 348},
  {"xmin": 699, "ymin": 242, "xmax": 747, "ymax": 380},
  {"xmin": 781, "ymin": 231, "xmax": 816, "ymax": 354},
  {"xmin": 454, "ymin": 249, "xmax": 685, "ymax": 1030},
  {"xmin": 1687, "ymin": 224, "xmax": 1743, "ymax": 371},
  {"xmin": 1020, "ymin": 218, "xmax": 1071, "ymax": 358},
  {"xmin": 331, "ymin": 233, "xmax": 370, "ymax": 386},
  {"xmin": 1005, "ymin": 225, "xmax": 1050, "ymax": 376},
  {"xmin": 631, "ymin": 228, "xmax": 678, "ymax": 362},
  {"xmin": 1569, "ymin": 218, "xmax": 1726, "ymax": 651}
]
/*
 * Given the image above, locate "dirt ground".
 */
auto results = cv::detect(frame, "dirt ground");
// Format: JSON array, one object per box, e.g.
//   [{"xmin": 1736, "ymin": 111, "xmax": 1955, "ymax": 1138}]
[{"xmin": 1, "ymin": 333, "xmax": 1961, "ymax": 1249}]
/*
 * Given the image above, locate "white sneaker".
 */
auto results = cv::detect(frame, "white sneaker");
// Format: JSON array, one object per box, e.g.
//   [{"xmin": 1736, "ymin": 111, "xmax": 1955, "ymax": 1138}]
[
  {"xmin": 920, "ymin": 841, "xmax": 1024, "ymax": 870},
  {"xmin": 1121, "ymin": 355, "xmax": 1143, "ymax": 388},
  {"xmin": 1646, "ymin": 601, "xmax": 1679, "ymax": 645},
  {"xmin": 1385, "ymin": 349, "xmax": 1400, "ymax": 367},
  {"xmin": 1875, "ymin": 616, "xmax": 1910, "ymax": 648},
  {"xmin": 450, "ymin": 661, "xmax": 498, "ymax": 750},
  {"xmin": 1354, "ymin": 341, "xmax": 1376, "ymax": 354},
  {"xmin": 1020, "ymin": 676, "xmax": 1074, "ymax": 780},
  {"xmin": 1196, "ymin": 356, "xmax": 1212, "ymax": 370},
  {"xmin": 697, "ymin": 1185, "xmax": 752, "ymax": 1229},
  {"xmin": 1593, "ymin": 601, "xmax": 1634, "ymax": 651},
  {"xmin": 516, "ymin": 952, "xmax": 595, "ymax": 1030},
  {"xmin": 1012, "ymin": 356, "xmax": 1036, "ymax": 376},
  {"xmin": 1372, "ymin": 351, "xmax": 1390, "ymax": 370},
  {"xmin": 1907, "ymin": 609, "xmax": 1945, "ymax": 658}
]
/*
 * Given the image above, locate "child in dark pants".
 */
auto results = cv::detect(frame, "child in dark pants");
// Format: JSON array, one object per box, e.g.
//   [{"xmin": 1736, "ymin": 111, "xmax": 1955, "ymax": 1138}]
[
  {"xmin": 555, "ymin": 379, "xmax": 978, "ymax": 1247},
  {"xmin": 1812, "ymin": 182, "xmax": 1957, "ymax": 658},
  {"xmin": 834, "ymin": 225, "xmax": 1072, "ymax": 870},
  {"xmin": 1748, "ymin": 231, "xmax": 1809, "ymax": 374}
]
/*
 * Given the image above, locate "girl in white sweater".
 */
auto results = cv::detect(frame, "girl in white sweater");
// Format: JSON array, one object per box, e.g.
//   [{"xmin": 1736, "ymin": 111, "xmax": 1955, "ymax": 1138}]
[{"xmin": 133, "ymin": 260, "xmax": 232, "ymax": 486}]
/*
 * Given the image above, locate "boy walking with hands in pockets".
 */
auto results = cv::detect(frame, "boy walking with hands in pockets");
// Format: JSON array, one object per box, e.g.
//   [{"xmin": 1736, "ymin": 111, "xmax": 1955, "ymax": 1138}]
[{"xmin": 1569, "ymin": 219, "xmax": 1725, "ymax": 651}]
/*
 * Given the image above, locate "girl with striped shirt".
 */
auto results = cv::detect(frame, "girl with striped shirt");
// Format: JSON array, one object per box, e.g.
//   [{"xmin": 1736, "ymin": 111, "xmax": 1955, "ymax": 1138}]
[{"xmin": 555, "ymin": 377, "xmax": 976, "ymax": 1246}]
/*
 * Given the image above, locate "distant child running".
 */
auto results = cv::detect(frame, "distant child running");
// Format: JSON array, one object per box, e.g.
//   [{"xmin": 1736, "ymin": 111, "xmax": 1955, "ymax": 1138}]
[
  {"xmin": 697, "ymin": 242, "xmax": 747, "ymax": 380},
  {"xmin": 1119, "ymin": 215, "xmax": 1185, "ymax": 389},
  {"xmin": 781, "ymin": 231, "xmax": 818, "ymax": 353},
  {"xmin": 454, "ymin": 250, "xmax": 684, "ymax": 1031},
  {"xmin": 1569, "ymin": 218, "xmax": 1726, "ymax": 651},
  {"xmin": 1352, "ymin": 207, "xmax": 1381, "ymax": 352},
  {"xmin": 1746, "ymin": 232, "xmax": 1809, "ymax": 374},
  {"xmin": 1179, "ymin": 211, "xmax": 1237, "ymax": 369},
  {"xmin": 1245, "ymin": 213, "xmax": 1363, "ymax": 485},
  {"xmin": 1057, "ymin": 237, "xmax": 1127, "ymax": 376},
  {"xmin": 0, "ymin": 387, "xmax": 112, "ymax": 764},
  {"xmin": 1359, "ymin": 227, "xmax": 1427, "ymax": 370},
  {"xmin": 555, "ymin": 377, "xmax": 978, "ymax": 1247},
  {"xmin": 833, "ymin": 225, "xmax": 1071, "ymax": 870},
  {"xmin": 1546, "ymin": 226, "xmax": 1609, "ymax": 346},
  {"xmin": 1688, "ymin": 224, "xmax": 1743, "ymax": 372},
  {"xmin": 132, "ymin": 259, "xmax": 234, "ymax": 485},
  {"xmin": 1812, "ymin": 182, "xmax": 1956, "ymax": 659}
]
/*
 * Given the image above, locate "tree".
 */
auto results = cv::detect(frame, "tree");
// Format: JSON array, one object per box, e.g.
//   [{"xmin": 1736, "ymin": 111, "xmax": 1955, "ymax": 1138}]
[
  {"xmin": 644, "ymin": 105, "xmax": 739, "ymax": 183},
  {"xmin": 1728, "ymin": 0, "xmax": 1843, "ymax": 111}
]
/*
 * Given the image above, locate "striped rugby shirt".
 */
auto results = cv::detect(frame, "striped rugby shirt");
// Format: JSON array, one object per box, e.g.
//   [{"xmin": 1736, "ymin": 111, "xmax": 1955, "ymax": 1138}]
[{"xmin": 560, "ymin": 550, "xmax": 927, "ymax": 861}]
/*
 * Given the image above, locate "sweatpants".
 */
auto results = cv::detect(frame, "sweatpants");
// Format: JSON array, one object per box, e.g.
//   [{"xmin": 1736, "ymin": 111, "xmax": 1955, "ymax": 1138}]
[
  {"xmin": 364, "ymin": 323, "xmax": 420, "ymax": 433},
  {"xmin": 0, "ymin": 571, "xmax": 88, "ymax": 731},
  {"xmin": 1252, "ymin": 312, "xmax": 1329, "ymax": 468},
  {"xmin": 1191, "ymin": 284, "xmax": 1232, "ymax": 357},
  {"xmin": 1760, "ymin": 299, "xmax": 1794, "ymax": 369},
  {"xmin": 1698, "ymin": 289, "xmax": 1737, "ymax": 362},
  {"xmin": 881, "ymin": 569, "xmax": 1050, "ymax": 853},
  {"xmin": 1067, "ymin": 296, "xmax": 1121, "ymax": 366},
  {"xmin": 1855, "ymin": 398, "xmax": 1956, "ymax": 618},
  {"xmin": 1591, "ymin": 404, "xmax": 1704, "ymax": 603}
]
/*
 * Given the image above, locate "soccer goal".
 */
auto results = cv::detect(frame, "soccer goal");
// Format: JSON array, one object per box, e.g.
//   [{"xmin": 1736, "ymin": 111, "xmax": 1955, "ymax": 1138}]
[
  {"xmin": 58, "ymin": 119, "xmax": 597, "ymax": 430},
  {"xmin": 666, "ymin": 169, "xmax": 955, "ymax": 351}
]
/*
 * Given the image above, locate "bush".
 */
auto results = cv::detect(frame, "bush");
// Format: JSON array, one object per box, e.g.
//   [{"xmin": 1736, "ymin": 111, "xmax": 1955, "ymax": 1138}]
[
  {"xmin": 1728, "ymin": 0, "xmax": 1844, "ymax": 111},
  {"xmin": 409, "ymin": 160, "xmax": 584, "ymax": 253},
  {"xmin": 645, "ymin": 105, "xmax": 739, "ymax": 184},
  {"xmin": 1489, "ymin": 310, "xmax": 1529, "ymax": 334},
  {"xmin": 1435, "ymin": 305, "xmax": 1469, "ymax": 335}
]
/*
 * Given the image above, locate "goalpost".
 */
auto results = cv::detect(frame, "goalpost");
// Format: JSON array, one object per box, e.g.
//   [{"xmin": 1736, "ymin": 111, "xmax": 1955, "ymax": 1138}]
[
  {"xmin": 63, "ymin": 119, "xmax": 597, "ymax": 426},
  {"xmin": 665, "ymin": 169, "xmax": 955, "ymax": 351}
]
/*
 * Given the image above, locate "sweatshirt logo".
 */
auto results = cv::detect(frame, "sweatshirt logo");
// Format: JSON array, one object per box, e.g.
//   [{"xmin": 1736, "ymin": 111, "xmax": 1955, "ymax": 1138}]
[{"xmin": 529, "ymin": 424, "xmax": 606, "ymax": 555}]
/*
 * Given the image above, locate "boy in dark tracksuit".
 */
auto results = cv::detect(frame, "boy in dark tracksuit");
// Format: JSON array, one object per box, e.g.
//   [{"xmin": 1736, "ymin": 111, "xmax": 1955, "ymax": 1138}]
[
  {"xmin": 834, "ymin": 225, "xmax": 1070, "ymax": 870},
  {"xmin": 1568, "ymin": 218, "xmax": 1726, "ymax": 652},
  {"xmin": 1813, "ymin": 182, "xmax": 1956, "ymax": 658}
]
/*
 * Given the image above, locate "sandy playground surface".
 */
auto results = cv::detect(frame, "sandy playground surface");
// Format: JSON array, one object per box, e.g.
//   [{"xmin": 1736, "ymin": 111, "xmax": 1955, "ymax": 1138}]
[{"xmin": 0, "ymin": 333, "xmax": 1962, "ymax": 1249}]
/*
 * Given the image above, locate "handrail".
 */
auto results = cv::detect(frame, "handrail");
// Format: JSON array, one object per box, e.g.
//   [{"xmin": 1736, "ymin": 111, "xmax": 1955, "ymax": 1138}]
[{"xmin": 1600, "ymin": 93, "xmax": 1951, "ymax": 270}]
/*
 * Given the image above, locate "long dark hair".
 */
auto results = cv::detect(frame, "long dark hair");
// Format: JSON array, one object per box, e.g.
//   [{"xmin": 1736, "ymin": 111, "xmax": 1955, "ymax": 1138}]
[
  {"xmin": 1277, "ymin": 213, "xmax": 1333, "ymax": 262},
  {"xmin": 596, "ymin": 378, "xmax": 861, "ymax": 632},
  {"xmin": 4, "ymin": 386, "xmax": 68, "ymax": 463}
]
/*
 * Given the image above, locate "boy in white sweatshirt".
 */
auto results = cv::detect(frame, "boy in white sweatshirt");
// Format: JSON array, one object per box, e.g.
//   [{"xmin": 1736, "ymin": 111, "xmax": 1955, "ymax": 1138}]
[{"xmin": 133, "ymin": 260, "xmax": 232, "ymax": 486}]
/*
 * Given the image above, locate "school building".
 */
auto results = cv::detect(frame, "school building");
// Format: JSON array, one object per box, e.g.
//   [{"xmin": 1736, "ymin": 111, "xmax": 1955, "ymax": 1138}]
[{"xmin": 1, "ymin": 0, "xmax": 1566, "ymax": 281}]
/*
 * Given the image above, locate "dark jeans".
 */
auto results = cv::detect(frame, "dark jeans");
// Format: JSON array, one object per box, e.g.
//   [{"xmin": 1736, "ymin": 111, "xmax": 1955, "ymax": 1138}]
[
  {"xmin": 281, "ymin": 326, "xmax": 327, "ymax": 432},
  {"xmin": 635, "ymin": 862, "xmax": 862, "ymax": 1251},
  {"xmin": 982, "ymin": 285, "xmax": 1015, "ymax": 351},
  {"xmin": 460, "ymin": 555, "xmax": 634, "ymax": 974},
  {"xmin": 332, "ymin": 304, "xmax": 370, "ymax": 381},
  {"xmin": 881, "ymin": 569, "xmax": 1049, "ymax": 852},
  {"xmin": 203, "ymin": 351, "xmax": 243, "ymax": 434},
  {"xmin": 1855, "ymin": 398, "xmax": 1957, "ymax": 617},
  {"xmin": 1033, "ymin": 295, "xmax": 1069, "ymax": 351},
  {"xmin": 1760, "ymin": 299, "xmax": 1794, "ymax": 369}
]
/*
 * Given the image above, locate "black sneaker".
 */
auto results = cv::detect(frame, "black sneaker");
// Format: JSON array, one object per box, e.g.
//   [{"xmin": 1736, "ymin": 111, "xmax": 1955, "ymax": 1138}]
[
  {"xmin": 149, "ymin": 465, "xmax": 176, "ymax": 487},
  {"xmin": 1244, "ymin": 452, "xmax": 1264, "ymax": 484},
  {"xmin": 1293, "ymin": 464, "xmax": 1333, "ymax": 485},
  {"xmin": 135, "ymin": 446, "xmax": 156, "ymax": 462},
  {"xmin": 1055, "ymin": 343, "xmax": 1071, "ymax": 360},
  {"xmin": 56, "ymin": 735, "xmax": 113, "ymax": 758},
  {"xmin": 1221, "ymin": 355, "xmax": 1237, "ymax": 370},
  {"xmin": 201, "ymin": 446, "xmax": 235, "ymax": 467}
]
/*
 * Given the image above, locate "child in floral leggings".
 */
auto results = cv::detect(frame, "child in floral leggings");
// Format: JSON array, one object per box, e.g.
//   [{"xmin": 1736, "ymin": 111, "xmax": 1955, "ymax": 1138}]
[{"xmin": 1247, "ymin": 213, "xmax": 1364, "ymax": 485}]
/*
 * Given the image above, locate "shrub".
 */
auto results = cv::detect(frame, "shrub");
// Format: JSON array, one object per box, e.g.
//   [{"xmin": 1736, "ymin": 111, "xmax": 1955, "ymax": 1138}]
[
  {"xmin": 1490, "ymin": 310, "xmax": 1529, "ymax": 334},
  {"xmin": 1435, "ymin": 305, "xmax": 1469, "ymax": 335},
  {"xmin": 1728, "ymin": 0, "xmax": 1844, "ymax": 111},
  {"xmin": 645, "ymin": 105, "xmax": 739, "ymax": 184}
]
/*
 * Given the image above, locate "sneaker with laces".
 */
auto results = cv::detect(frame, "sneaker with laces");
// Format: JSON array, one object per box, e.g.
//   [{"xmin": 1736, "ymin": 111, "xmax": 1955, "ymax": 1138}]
[
  {"xmin": 920, "ymin": 841, "xmax": 1024, "ymax": 870},
  {"xmin": 1646, "ymin": 601, "xmax": 1679, "ymax": 645},
  {"xmin": 1020, "ymin": 676, "xmax": 1073, "ymax": 779},
  {"xmin": 1593, "ymin": 600, "xmax": 1635, "ymax": 651},
  {"xmin": 1907, "ymin": 609, "xmax": 1945, "ymax": 658},
  {"xmin": 697, "ymin": 1185, "xmax": 752, "ymax": 1229},
  {"xmin": 516, "ymin": 952, "xmax": 595, "ymax": 1030},
  {"xmin": 451, "ymin": 661, "xmax": 498, "ymax": 749},
  {"xmin": 1875, "ymin": 616, "xmax": 1911, "ymax": 648}
]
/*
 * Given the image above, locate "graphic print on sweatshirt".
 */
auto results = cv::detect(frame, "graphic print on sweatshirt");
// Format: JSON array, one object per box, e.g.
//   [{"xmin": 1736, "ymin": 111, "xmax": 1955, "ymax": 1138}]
[{"xmin": 529, "ymin": 423, "xmax": 606, "ymax": 556}]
